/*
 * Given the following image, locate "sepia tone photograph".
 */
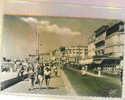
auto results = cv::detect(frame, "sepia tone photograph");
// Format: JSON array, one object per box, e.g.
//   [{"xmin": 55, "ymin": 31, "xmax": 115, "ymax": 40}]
[{"xmin": 0, "ymin": 15, "xmax": 124, "ymax": 98}]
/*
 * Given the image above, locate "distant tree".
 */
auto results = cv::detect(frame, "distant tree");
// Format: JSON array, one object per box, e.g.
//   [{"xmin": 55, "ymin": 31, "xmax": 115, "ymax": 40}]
[
  {"xmin": 2, "ymin": 57, "xmax": 11, "ymax": 62},
  {"xmin": 7, "ymin": 59, "xmax": 11, "ymax": 62},
  {"xmin": 59, "ymin": 46, "xmax": 65, "ymax": 52},
  {"xmin": 3, "ymin": 57, "xmax": 6, "ymax": 61},
  {"xmin": 52, "ymin": 49, "xmax": 56, "ymax": 56}
]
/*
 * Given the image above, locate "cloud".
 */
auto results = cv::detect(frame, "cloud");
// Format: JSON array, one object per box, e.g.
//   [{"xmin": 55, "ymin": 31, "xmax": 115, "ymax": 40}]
[
  {"xmin": 20, "ymin": 17, "xmax": 81, "ymax": 35},
  {"xmin": 20, "ymin": 17, "xmax": 38, "ymax": 24},
  {"xmin": 39, "ymin": 21, "xmax": 81, "ymax": 35}
]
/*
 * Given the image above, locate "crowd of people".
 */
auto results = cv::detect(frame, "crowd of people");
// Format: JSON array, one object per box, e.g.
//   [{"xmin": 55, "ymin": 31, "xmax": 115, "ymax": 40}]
[
  {"xmin": 17, "ymin": 62, "xmax": 58, "ymax": 90},
  {"xmin": 1, "ymin": 57, "xmax": 59, "ymax": 90}
]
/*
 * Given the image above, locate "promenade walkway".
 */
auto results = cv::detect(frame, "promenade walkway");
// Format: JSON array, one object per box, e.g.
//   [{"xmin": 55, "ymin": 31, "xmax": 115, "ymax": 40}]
[{"xmin": 1, "ymin": 70, "xmax": 67, "ymax": 95}]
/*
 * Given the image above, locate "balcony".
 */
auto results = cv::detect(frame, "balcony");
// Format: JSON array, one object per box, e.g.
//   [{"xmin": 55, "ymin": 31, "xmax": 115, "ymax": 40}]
[
  {"xmin": 105, "ymin": 33, "xmax": 124, "ymax": 47},
  {"xmin": 95, "ymin": 25, "xmax": 109, "ymax": 37},
  {"xmin": 95, "ymin": 33, "xmax": 106, "ymax": 44},
  {"xmin": 95, "ymin": 40, "xmax": 105, "ymax": 48},
  {"xmin": 105, "ymin": 45, "xmax": 124, "ymax": 57}
]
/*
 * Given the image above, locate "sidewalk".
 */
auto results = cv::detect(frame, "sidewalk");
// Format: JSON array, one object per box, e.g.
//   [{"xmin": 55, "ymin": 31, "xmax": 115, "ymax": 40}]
[
  {"xmin": 1, "ymin": 73, "xmax": 67, "ymax": 95},
  {"xmin": 86, "ymin": 72, "xmax": 103, "ymax": 77}
]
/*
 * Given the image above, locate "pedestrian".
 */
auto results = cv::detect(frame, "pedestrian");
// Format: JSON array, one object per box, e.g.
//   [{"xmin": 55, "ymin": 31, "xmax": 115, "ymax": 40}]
[
  {"xmin": 120, "ymin": 69, "xmax": 123, "ymax": 85},
  {"xmin": 18, "ymin": 63, "xmax": 25, "ymax": 80},
  {"xmin": 34, "ymin": 63, "xmax": 39, "ymax": 85},
  {"xmin": 81, "ymin": 66, "xmax": 86, "ymax": 76},
  {"xmin": 44, "ymin": 67, "xmax": 51, "ymax": 89},
  {"xmin": 20, "ymin": 64, "xmax": 25, "ymax": 77},
  {"xmin": 26, "ymin": 62, "xmax": 30, "ymax": 73},
  {"xmin": 53, "ymin": 65, "xmax": 58, "ymax": 77},
  {"xmin": 38, "ymin": 64, "xmax": 44, "ymax": 89},
  {"xmin": 28, "ymin": 66, "xmax": 35, "ymax": 90},
  {"xmin": 14, "ymin": 62, "xmax": 17, "ymax": 72},
  {"xmin": 120, "ymin": 60, "xmax": 124, "ymax": 85}
]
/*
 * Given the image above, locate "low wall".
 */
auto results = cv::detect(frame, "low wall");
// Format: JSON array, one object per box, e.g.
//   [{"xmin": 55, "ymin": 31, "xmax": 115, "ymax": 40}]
[{"xmin": 0, "ymin": 74, "xmax": 28, "ymax": 91}]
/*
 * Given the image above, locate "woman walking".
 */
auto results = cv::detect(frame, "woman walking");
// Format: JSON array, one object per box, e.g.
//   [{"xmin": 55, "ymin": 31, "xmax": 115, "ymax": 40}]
[{"xmin": 44, "ymin": 67, "xmax": 51, "ymax": 89}]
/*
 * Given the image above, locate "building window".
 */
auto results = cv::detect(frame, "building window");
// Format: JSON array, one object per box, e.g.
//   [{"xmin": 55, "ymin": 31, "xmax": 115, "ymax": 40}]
[
  {"xmin": 102, "ymin": 50, "xmax": 104, "ymax": 54},
  {"xmin": 95, "ymin": 40, "xmax": 105, "ymax": 48}
]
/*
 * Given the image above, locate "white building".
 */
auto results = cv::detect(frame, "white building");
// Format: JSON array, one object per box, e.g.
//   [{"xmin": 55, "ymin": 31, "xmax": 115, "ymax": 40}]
[
  {"xmin": 105, "ymin": 21, "xmax": 124, "ymax": 58},
  {"xmin": 64, "ymin": 46, "xmax": 88, "ymax": 64}
]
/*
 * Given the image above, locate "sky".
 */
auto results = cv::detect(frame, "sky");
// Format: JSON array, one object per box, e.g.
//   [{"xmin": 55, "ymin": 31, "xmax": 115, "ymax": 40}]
[{"xmin": 1, "ymin": 15, "xmax": 119, "ymax": 59}]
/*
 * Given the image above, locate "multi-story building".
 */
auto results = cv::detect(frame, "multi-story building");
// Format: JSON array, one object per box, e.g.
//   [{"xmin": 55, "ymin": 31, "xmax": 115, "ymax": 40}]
[
  {"xmin": 105, "ymin": 21, "xmax": 124, "ymax": 58},
  {"xmin": 93, "ymin": 21, "xmax": 124, "ymax": 74},
  {"xmin": 103, "ymin": 21, "xmax": 124, "ymax": 72},
  {"xmin": 83, "ymin": 21, "xmax": 124, "ymax": 73},
  {"xmin": 54, "ymin": 49, "xmax": 62, "ymax": 65},
  {"xmin": 65, "ymin": 46, "xmax": 88, "ymax": 64},
  {"xmin": 39, "ymin": 53, "xmax": 50, "ymax": 64},
  {"xmin": 80, "ymin": 33, "xmax": 95, "ymax": 65},
  {"xmin": 81, "ymin": 25, "xmax": 109, "ymax": 66},
  {"xmin": 94, "ymin": 25, "xmax": 109, "ymax": 57},
  {"xmin": 88, "ymin": 33, "xmax": 96, "ymax": 58}
]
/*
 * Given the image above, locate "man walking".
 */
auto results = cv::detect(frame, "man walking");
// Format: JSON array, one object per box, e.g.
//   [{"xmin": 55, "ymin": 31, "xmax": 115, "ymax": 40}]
[
  {"xmin": 18, "ymin": 63, "xmax": 25, "ymax": 80},
  {"xmin": 28, "ymin": 65, "xmax": 35, "ymax": 90}
]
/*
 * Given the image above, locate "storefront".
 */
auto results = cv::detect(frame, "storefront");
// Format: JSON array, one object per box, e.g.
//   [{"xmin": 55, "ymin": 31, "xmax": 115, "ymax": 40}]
[{"xmin": 93, "ymin": 57, "xmax": 122, "ymax": 74}]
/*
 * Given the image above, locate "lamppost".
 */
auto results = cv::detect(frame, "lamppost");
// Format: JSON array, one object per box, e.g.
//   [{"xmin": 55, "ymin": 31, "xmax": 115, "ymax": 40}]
[
  {"xmin": 35, "ymin": 31, "xmax": 38, "ymax": 63},
  {"xmin": 36, "ymin": 33, "xmax": 43, "ymax": 63},
  {"xmin": 36, "ymin": 25, "xmax": 42, "ymax": 64}
]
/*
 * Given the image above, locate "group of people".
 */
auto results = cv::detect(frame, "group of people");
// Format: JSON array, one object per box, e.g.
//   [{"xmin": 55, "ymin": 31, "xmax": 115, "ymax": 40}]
[
  {"xmin": 27, "ymin": 63, "xmax": 58, "ymax": 90},
  {"xmin": 16, "ymin": 60, "xmax": 59, "ymax": 90}
]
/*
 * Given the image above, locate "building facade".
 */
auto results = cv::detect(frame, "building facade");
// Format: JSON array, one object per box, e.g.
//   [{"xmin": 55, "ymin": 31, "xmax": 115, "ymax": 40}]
[
  {"xmin": 105, "ymin": 21, "xmax": 124, "ymax": 58},
  {"xmin": 81, "ymin": 21, "xmax": 124, "ymax": 74},
  {"xmin": 94, "ymin": 25, "xmax": 109, "ymax": 57},
  {"xmin": 65, "ymin": 46, "xmax": 88, "ymax": 64},
  {"xmin": 88, "ymin": 33, "xmax": 96, "ymax": 58},
  {"xmin": 93, "ymin": 21, "xmax": 124, "ymax": 74}
]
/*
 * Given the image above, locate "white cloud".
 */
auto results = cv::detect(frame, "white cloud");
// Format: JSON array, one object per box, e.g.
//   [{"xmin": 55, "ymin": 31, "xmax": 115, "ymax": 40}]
[
  {"xmin": 20, "ymin": 17, "xmax": 81, "ymax": 35},
  {"xmin": 20, "ymin": 17, "xmax": 38, "ymax": 24},
  {"xmin": 39, "ymin": 21, "xmax": 81, "ymax": 35}
]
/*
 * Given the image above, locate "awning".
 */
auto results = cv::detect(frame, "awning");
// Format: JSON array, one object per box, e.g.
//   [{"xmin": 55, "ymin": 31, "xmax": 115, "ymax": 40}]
[
  {"xmin": 93, "ymin": 59, "xmax": 103, "ymax": 64},
  {"xmin": 80, "ymin": 59, "xmax": 93, "ymax": 64},
  {"xmin": 101, "ymin": 59, "xmax": 120, "ymax": 65},
  {"xmin": 94, "ymin": 58, "xmax": 121, "ymax": 65}
]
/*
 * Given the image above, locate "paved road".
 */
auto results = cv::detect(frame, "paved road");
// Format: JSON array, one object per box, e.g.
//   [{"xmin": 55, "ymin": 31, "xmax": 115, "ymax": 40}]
[
  {"xmin": 1, "ymin": 72, "xmax": 67, "ymax": 95},
  {"xmin": 68, "ymin": 67, "xmax": 121, "ymax": 85},
  {"xmin": 63, "ymin": 67, "xmax": 122, "ymax": 97}
]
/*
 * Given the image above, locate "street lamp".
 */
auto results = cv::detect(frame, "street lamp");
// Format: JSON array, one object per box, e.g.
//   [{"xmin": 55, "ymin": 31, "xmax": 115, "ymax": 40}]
[{"xmin": 36, "ymin": 25, "xmax": 42, "ymax": 64}]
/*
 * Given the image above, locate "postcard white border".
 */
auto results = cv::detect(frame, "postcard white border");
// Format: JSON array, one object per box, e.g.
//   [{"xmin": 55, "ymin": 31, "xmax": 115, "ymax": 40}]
[{"xmin": 0, "ymin": 0, "xmax": 125, "ymax": 100}]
